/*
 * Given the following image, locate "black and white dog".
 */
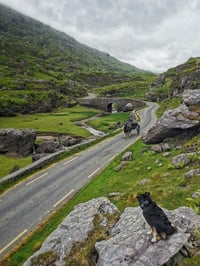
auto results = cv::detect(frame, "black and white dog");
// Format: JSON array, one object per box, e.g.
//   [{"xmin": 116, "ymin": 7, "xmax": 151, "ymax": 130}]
[{"xmin": 137, "ymin": 192, "xmax": 177, "ymax": 242}]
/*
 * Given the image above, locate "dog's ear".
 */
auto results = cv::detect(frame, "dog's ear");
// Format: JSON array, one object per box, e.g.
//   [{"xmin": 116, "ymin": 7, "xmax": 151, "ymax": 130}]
[{"xmin": 145, "ymin": 192, "xmax": 150, "ymax": 196}]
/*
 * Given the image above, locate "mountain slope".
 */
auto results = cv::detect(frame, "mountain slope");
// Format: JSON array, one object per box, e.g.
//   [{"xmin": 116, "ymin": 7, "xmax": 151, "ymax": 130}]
[
  {"xmin": 145, "ymin": 57, "xmax": 200, "ymax": 102},
  {"xmin": 0, "ymin": 3, "xmax": 147, "ymax": 116}
]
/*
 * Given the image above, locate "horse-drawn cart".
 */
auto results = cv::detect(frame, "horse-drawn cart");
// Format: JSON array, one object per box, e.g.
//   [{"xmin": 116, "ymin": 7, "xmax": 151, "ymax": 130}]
[{"xmin": 123, "ymin": 121, "xmax": 140, "ymax": 138}]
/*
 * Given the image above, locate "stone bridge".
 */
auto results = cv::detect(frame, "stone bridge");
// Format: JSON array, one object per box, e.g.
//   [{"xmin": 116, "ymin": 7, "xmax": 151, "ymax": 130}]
[{"xmin": 77, "ymin": 97, "xmax": 145, "ymax": 113}]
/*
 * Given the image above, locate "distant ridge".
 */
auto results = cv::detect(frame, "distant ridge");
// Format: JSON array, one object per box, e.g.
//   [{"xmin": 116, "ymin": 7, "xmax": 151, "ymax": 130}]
[{"xmin": 0, "ymin": 3, "xmax": 150, "ymax": 116}]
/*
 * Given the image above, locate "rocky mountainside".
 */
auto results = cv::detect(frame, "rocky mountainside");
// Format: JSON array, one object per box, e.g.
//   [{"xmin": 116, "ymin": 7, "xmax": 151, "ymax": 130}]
[
  {"xmin": 145, "ymin": 57, "xmax": 200, "ymax": 102},
  {"xmin": 0, "ymin": 4, "xmax": 148, "ymax": 116}
]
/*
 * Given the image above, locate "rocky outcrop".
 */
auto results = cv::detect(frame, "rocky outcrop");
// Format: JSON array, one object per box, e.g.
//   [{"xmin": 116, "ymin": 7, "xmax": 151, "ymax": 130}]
[
  {"xmin": 32, "ymin": 136, "xmax": 82, "ymax": 161},
  {"xmin": 0, "ymin": 128, "xmax": 36, "ymax": 156},
  {"xmin": 143, "ymin": 89, "xmax": 200, "ymax": 144},
  {"xmin": 35, "ymin": 141, "xmax": 60, "ymax": 154},
  {"xmin": 180, "ymin": 70, "xmax": 200, "ymax": 91},
  {"xmin": 96, "ymin": 206, "xmax": 200, "ymax": 266},
  {"xmin": 145, "ymin": 59, "xmax": 200, "ymax": 102},
  {"xmin": 24, "ymin": 197, "xmax": 200, "ymax": 266},
  {"xmin": 23, "ymin": 197, "xmax": 119, "ymax": 266}
]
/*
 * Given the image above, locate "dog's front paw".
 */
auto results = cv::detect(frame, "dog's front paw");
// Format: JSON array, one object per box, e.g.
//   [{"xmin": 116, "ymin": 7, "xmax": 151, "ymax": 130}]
[{"xmin": 151, "ymin": 237, "xmax": 157, "ymax": 243}]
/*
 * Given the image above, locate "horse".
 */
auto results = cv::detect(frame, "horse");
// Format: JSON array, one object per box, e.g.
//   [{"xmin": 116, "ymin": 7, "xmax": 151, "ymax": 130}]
[{"xmin": 123, "ymin": 121, "xmax": 140, "ymax": 138}]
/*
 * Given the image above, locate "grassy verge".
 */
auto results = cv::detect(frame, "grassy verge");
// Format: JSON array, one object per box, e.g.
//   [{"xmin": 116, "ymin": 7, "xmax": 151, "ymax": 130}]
[
  {"xmin": 0, "ymin": 155, "xmax": 32, "ymax": 179},
  {"xmin": 3, "ymin": 134, "xmax": 200, "ymax": 265}
]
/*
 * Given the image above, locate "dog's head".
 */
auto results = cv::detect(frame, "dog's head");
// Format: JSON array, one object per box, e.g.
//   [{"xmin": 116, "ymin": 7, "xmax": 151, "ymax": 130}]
[{"xmin": 137, "ymin": 192, "xmax": 152, "ymax": 209}]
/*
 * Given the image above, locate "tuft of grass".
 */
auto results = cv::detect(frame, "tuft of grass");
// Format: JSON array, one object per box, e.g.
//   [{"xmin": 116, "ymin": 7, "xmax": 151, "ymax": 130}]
[{"xmin": 65, "ymin": 213, "xmax": 120, "ymax": 266}]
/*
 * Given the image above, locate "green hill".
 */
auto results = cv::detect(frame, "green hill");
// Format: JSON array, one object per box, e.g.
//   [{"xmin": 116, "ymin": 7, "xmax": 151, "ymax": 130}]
[
  {"xmin": 0, "ymin": 4, "xmax": 152, "ymax": 116},
  {"xmin": 145, "ymin": 57, "xmax": 200, "ymax": 102}
]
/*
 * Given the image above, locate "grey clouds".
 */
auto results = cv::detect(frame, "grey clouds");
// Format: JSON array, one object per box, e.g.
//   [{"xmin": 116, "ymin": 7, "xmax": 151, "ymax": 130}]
[{"xmin": 1, "ymin": 0, "xmax": 200, "ymax": 72}]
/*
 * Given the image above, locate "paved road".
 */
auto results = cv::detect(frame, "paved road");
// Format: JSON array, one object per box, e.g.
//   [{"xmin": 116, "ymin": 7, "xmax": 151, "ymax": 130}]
[{"xmin": 0, "ymin": 102, "xmax": 158, "ymax": 258}]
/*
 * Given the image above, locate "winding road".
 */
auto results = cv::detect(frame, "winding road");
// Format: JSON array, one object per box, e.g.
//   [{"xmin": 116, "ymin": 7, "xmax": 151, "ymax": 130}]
[{"xmin": 0, "ymin": 102, "xmax": 158, "ymax": 259}]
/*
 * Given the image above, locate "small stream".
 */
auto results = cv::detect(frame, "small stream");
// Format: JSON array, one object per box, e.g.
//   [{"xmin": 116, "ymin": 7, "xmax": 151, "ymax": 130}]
[
  {"xmin": 81, "ymin": 124, "xmax": 106, "ymax": 137},
  {"xmin": 78, "ymin": 92, "xmax": 107, "ymax": 137}
]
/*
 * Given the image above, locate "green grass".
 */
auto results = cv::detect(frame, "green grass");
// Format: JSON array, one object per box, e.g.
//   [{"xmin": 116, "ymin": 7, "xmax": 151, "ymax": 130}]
[
  {"xmin": 0, "ymin": 155, "xmax": 32, "ymax": 179},
  {"xmin": 3, "ymin": 134, "xmax": 200, "ymax": 265},
  {"xmin": 87, "ymin": 111, "xmax": 130, "ymax": 133},
  {"xmin": 0, "ymin": 106, "xmax": 100, "ymax": 137},
  {"xmin": 93, "ymin": 75, "xmax": 156, "ymax": 98},
  {"xmin": 156, "ymin": 96, "xmax": 182, "ymax": 118}
]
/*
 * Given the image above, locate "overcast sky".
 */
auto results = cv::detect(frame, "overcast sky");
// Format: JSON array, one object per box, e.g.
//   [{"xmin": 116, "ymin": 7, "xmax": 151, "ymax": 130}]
[{"xmin": 1, "ymin": 0, "xmax": 200, "ymax": 73}]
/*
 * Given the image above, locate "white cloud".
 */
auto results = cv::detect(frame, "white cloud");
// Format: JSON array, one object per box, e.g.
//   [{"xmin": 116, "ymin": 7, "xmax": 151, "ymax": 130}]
[{"xmin": 0, "ymin": 0, "xmax": 200, "ymax": 72}]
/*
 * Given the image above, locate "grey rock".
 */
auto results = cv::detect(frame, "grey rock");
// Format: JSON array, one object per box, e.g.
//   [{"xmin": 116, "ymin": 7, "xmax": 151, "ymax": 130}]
[
  {"xmin": 96, "ymin": 206, "xmax": 200, "ymax": 266},
  {"xmin": 151, "ymin": 144, "xmax": 162, "ymax": 153},
  {"xmin": 108, "ymin": 192, "xmax": 121, "ymax": 198},
  {"xmin": 138, "ymin": 178, "xmax": 149, "ymax": 185},
  {"xmin": 115, "ymin": 161, "xmax": 127, "ymax": 171},
  {"xmin": 35, "ymin": 141, "xmax": 60, "ymax": 154},
  {"xmin": 0, "ymin": 128, "xmax": 36, "ymax": 156},
  {"xmin": 171, "ymin": 153, "xmax": 191, "ymax": 169},
  {"xmin": 124, "ymin": 102, "xmax": 134, "ymax": 111},
  {"xmin": 23, "ymin": 197, "xmax": 200, "ymax": 266},
  {"xmin": 60, "ymin": 136, "xmax": 82, "ymax": 147},
  {"xmin": 23, "ymin": 197, "xmax": 119, "ymax": 266},
  {"xmin": 151, "ymin": 143, "xmax": 171, "ymax": 153},
  {"xmin": 192, "ymin": 190, "xmax": 200, "ymax": 199},
  {"xmin": 185, "ymin": 168, "xmax": 200, "ymax": 179},
  {"xmin": 180, "ymin": 71, "xmax": 200, "ymax": 91},
  {"xmin": 143, "ymin": 89, "xmax": 200, "ymax": 144},
  {"xmin": 182, "ymin": 89, "xmax": 200, "ymax": 106},
  {"xmin": 122, "ymin": 151, "xmax": 132, "ymax": 161},
  {"xmin": 163, "ymin": 152, "xmax": 170, "ymax": 157},
  {"xmin": 161, "ymin": 143, "xmax": 171, "ymax": 151}
]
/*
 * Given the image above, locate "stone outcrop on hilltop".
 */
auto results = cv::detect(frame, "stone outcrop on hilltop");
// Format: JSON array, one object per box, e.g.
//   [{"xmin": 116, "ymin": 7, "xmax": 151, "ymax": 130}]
[
  {"xmin": 23, "ymin": 197, "xmax": 200, "ymax": 266},
  {"xmin": 145, "ymin": 57, "xmax": 200, "ymax": 102},
  {"xmin": 143, "ymin": 89, "xmax": 200, "ymax": 144},
  {"xmin": 0, "ymin": 128, "xmax": 36, "ymax": 156}
]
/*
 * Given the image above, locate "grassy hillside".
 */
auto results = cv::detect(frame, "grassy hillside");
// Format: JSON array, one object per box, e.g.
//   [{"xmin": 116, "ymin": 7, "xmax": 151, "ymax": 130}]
[
  {"xmin": 93, "ymin": 72, "xmax": 156, "ymax": 98},
  {"xmin": 0, "ymin": 4, "xmax": 154, "ymax": 116},
  {"xmin": 146, "ymin": 57, "xmax": 200, "ymax": 101}
]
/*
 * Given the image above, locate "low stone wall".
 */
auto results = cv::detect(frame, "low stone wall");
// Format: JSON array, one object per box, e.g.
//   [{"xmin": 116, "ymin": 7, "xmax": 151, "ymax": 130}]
[
  {"xmin": 0, "ymin": 136, "xmax": 98, "ymax": 185},
  {"xmin": 0, "ymin": 150, "xmax": 65, "ymax": 185}
]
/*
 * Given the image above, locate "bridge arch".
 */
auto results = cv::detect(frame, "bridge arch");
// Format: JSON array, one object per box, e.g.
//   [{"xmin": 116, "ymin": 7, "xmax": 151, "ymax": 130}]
[{"xmin": 106, "ymin": 102, "xmax": 117, "ymax": 113}]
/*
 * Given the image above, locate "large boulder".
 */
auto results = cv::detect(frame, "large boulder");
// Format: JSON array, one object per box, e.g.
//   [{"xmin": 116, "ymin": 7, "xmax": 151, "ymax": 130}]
[
  {"xmin": 35, "ymin": 141, "xmax": 60, "ymax": 154},
  {"xmin": 23, "ymin": 197, "xmax": 119, "ymax": 266},
  {"xmin": 143, "ymin": 89, "xmax": 200, "ymax": 144},
  {"xmin": 23, "ymin": 197, "xmax": 200, "ymax": 266},
  {"xmin": 96, "ymin": 206, "xmax": 200, "ymax": 266},
  {"xmin": 0, "ymin": 128, "xmax": 36, "ymax": 156}
]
